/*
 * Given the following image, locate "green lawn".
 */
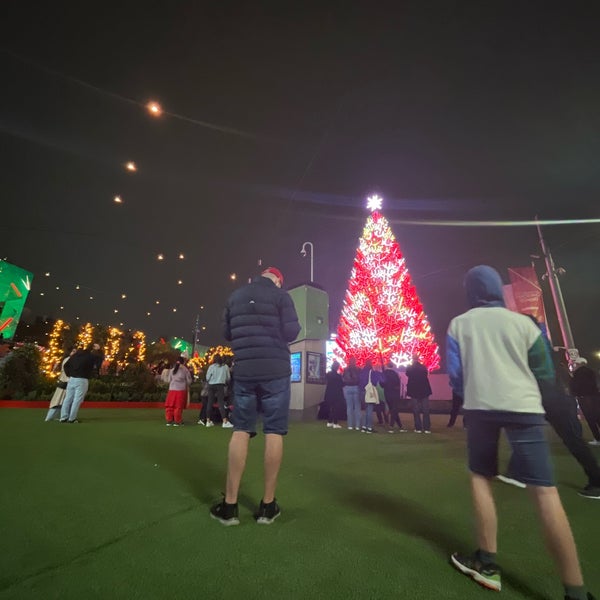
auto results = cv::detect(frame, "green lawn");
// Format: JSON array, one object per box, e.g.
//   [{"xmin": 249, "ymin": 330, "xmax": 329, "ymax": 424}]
[{"xmin": 0, "ymin": 409, "xmax": 598, "ymax": 600}]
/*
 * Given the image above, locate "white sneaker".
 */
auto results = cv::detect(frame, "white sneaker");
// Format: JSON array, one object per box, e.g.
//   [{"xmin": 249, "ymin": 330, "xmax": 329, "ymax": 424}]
[
  {"xmin": 424, "ymin": 430, "xmax": 431, "ymax": 434},
  {"xmin": 326, "ymin": 422, "xmax": 333, "ymax": 428},
  {"xmin": 414, "ymin": 430, "xmax": 423, "ymax": 434},
  {"xmin": 206, "ymin": 420, "xmax": 214, "ymax": 428},
  {"xmin": 332, "ymin": 424, "xmax": 342, "ymax": 429},
  {"xmin": 496, "ymin": 474, "xmax": 526, "ymax": 489},
  {"xmin": 588, "ymin": 440, "xmax": 600, "ymax": 446},
  {"xmin": 197, "ymin": 420, "xmax": 206, "ymax": 426},
  {"xmin": 347, "ymin": 427, "xmax": 353, "ymax": 431},
  {"xmin": 222, "ymin": 421, "xmax": 234, "ymax": 428},
  {"xmin": 399, "ymin": 429, "xmax": 408, "ymax": 433}
]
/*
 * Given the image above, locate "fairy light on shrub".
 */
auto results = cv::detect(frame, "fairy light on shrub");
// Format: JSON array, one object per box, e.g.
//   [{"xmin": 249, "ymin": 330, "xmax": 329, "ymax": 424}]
[
  {"xmin": 205, "ymin": 345, "xmax": 234, "ymax": 365},
  {"xmin": 104, "ymin": 326, "xmax": 122, "ymax": 364},
  {"xmin": 41, "ymin": 319, "xmax": 67, "ymax": 378},
  {"xmin": 133, "ymin": 330, "xmax": 146, "ymax": 363},
  {"xmin": 76, "ymin": 322, "xmax": 94, "ymax": 349}
]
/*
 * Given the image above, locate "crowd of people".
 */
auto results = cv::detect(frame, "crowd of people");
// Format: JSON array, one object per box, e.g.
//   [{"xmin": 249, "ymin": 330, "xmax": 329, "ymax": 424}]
[
  {"xmin": 37, "ymin": 263, "xmax": 599, "ymax": 599},
  {"xmin": 320, "ymin": 354, "xmax": 435, "ymax": 434}
]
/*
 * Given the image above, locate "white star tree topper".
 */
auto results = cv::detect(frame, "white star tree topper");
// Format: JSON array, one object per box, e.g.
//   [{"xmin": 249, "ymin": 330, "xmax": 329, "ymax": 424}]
[{"xmin": 366, "ymin": 194, "xmax": 383, "ymax": 212}]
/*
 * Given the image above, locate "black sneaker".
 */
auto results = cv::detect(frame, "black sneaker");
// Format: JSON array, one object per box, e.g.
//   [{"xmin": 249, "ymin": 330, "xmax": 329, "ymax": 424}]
[
  {"xmin": 255, "ymin": 499, "xmax": 281, "ymax": 525},
  {"xmin": 578, "ymin": 485, "xmax": 600, "ymax": 499},
  {"xmin": 209, "ymin": 500, "xmax": 239, "ymax": 526},
  {"xmin": 565, "ymin": 593, "xmax": 596, "ymax": 600},
  {"xmin": 450, "ymin": 552, "xmax": 501, "ymax": 591}
]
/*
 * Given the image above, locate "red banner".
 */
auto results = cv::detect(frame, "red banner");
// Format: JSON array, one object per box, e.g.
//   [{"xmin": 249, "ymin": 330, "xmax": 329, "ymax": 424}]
[{"xmin": 505, "ymin": 267, "xmax": 547, "ymax": 325}]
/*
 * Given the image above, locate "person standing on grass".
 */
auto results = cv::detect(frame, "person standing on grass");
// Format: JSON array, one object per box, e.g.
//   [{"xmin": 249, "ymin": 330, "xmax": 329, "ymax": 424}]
[
  {"xmin": 516, "ymin": 317, "xmax": 600, "ymax": 499},
  {"xmin": 405, "ymin": 354, "xmax": 432, "ymax": 433},
  {"xmin": 382, "ymin": 362, "xmax": 406, "ymax": 433},
  {"xmin": 570, "ymin": 358, "xmax": 600, "ymax": 446},
  {"xmin": 45, "ymin": 348, "xmax": 76, "ymax": 421},
  {"xmin": 447, "ymin": 265, "xmax": 595, "ymax": 600},
  {"xmin": 324, "ymin": 360, "xmax": 344, "ymax": 429},
  {"xmin": 342, "ymin": 356, "xmax": 361, "ymax": 430},
  {"xmin": 60, "ymin": 343, "xmax": 101, "ymax": 423},
  {"xmin": 165, "ymin": 356, "xmax": 192, "ymax": 427},
  {"xmin": 210, "ymin": 266, "xmax": 300, "ymax": 526},
  {"xmin": 359, "ymin": 359, "xmax": 382, "ymax": 433},
  {"xmin": 198, "ymin": 354, "xmax": 232, "ymax": 428}
]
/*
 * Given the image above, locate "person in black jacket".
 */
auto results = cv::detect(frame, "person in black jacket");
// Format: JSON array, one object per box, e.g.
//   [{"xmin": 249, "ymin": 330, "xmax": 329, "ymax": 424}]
[
  {"xmin": 210, "ymin": 267, "xmax": 301, "ymax": 526},
  {"xmin": 382, "ymin": 362, "xmax": 406, "ymax": 433},
  {"xmin": 571, "ymin": 358, "xmax": 600, "ymax": 446},
  {"xmin": 60, "ymin": 343, "xmax": 101, "ymax": 423},
  {"xmin": 405, "ymin": 354, "xmax": 433, "ymax": 433},
  {"xmin": 324, "ymin": 361, "xmax": 344, "ymax": 429}
]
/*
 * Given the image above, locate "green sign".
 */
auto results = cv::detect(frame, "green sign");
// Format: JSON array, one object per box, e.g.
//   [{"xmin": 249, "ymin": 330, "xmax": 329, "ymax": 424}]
[
  {"xmin": 0, "ymin": 260, "xmax": 33, "ymax": 340},
  {"xmin": 169, "ymin": 337, "xmax": 193, "ymax": 357}
]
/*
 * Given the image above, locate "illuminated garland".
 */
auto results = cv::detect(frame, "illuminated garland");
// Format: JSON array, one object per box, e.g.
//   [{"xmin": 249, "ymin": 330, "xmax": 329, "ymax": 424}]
[
  {"xmin": 336, "ymin": 211, "xmax": 440, "ymax": 371},
  {"xmin": 41, "ymin": 319, "xmax": 67, "ymax": 378},
  {"xmin": 76, "ymin": 322, "xmax": 94, "ymax": 349}
]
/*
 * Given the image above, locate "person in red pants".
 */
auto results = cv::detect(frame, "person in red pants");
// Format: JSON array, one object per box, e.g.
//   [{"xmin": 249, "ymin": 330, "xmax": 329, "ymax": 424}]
[{"xmin": 165, "ymin": 356, "xmax": 192, "ymax": 426}]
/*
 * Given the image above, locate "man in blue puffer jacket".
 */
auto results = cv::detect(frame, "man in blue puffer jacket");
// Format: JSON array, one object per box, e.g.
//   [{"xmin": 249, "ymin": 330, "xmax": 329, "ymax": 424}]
[{"xmin": 210, "ymin": 267, "xmax": 300, "ymax": 527}]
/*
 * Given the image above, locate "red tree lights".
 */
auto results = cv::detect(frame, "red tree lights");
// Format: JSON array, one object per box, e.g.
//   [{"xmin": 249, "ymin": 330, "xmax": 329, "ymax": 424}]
[{"xmin": 336, "ymin": 208, "xmax": 440, "ymax": 371}]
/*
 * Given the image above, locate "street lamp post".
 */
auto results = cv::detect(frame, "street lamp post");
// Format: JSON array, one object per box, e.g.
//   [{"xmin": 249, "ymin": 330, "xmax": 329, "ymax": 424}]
[{"xmin": 300, "ymin": 242, "xmax": 314, "ymax": 283}]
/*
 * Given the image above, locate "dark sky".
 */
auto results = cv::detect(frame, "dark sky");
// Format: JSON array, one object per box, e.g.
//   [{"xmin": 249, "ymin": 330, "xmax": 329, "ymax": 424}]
[{"xmin": 1, "ymin": 3, "xmax": 599, "ymax": 367}]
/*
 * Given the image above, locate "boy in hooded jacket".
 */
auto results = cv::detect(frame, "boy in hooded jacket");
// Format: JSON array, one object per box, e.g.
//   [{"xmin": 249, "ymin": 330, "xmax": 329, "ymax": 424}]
[{"xmin": 447, "ymin": 265, "xmax": 594, "ymax": 600}]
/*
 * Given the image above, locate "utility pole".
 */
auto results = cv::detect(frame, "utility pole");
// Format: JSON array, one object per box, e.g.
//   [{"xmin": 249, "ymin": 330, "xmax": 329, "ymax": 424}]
[{"xmin": 535, "ymin": 217, "xmax": 580, "ymax": 365}]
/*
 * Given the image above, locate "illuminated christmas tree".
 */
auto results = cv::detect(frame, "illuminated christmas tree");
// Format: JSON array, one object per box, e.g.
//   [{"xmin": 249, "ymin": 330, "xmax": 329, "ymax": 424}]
[{"xmin": 336, "ymin": 196, "xmax": 440, "ymax": 371}]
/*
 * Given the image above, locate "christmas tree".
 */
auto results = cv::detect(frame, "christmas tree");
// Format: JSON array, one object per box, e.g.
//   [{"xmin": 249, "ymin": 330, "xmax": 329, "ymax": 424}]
[{"xmin": 336, "ymin": 196, "xmax": 440, "ymax": 371}]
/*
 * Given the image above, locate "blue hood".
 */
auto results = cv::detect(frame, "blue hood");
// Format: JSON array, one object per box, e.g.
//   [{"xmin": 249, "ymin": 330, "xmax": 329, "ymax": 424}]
[{"xmin": 465, "ymin": 265, "xmax": 506, "ymax": 308}]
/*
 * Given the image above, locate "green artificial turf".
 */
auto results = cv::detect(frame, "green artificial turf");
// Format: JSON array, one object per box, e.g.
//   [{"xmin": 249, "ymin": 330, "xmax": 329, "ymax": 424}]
[{"xmin": 0, "ymin": 409, "xmax": 598, "ymax": 600}]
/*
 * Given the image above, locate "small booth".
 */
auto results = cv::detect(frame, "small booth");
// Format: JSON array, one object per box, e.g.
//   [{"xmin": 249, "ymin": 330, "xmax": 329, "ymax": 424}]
[{"xmin": 288, "ymin": 284, "xmax": 329, "ymax": 421}]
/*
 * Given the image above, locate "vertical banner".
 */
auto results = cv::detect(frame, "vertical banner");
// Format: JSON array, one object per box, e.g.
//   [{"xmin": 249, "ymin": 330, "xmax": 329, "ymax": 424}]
[{"xmin": 507, "ymin": 267, "xmax": 547, "ymax": 325}]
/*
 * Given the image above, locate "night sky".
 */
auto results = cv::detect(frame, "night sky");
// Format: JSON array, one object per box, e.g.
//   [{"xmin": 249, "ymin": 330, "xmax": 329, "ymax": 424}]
[{"xmin": 1, "ymin": 4, "xmax": 599, "ymax": 367}]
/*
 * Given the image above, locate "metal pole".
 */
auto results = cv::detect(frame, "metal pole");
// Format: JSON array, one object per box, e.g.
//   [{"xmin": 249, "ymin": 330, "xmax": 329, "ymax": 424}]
[
  {"xmin": 192, "ymin": 314, "xmax": 200, "ymax": 357},
  {"xmin": 535, "ymin": 218, "xmax": 577, "ymax": 361}
]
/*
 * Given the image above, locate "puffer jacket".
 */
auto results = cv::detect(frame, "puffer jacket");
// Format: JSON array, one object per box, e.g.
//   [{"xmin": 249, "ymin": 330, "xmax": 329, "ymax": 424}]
[{"xmin": 223, "ymin": 276, "xmax": 301, "ymax": 382}]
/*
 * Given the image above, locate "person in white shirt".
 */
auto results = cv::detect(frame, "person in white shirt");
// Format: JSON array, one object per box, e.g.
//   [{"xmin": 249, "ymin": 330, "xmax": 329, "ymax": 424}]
[
  {"xmin": 165, "ymin": 357, "xmax": 192, "ymax": 426},
  {"xmin": 199, "ymin": 355, "xmax": 231, "ymax": 428}
]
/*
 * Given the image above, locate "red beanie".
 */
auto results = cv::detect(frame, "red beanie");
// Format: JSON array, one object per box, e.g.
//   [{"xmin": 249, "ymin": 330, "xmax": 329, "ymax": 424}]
[{"xmin": 261, "ymin": 267, "xmax": 284, "ymax": 285}]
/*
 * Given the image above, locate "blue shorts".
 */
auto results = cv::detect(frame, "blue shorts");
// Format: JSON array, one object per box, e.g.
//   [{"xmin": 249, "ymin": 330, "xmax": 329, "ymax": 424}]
[
  {"xmin": 467, "ymin": 416, "xmax": 555, "ymax": 487},
  {"xmin": 232, "ymin": 376, "xmax": 291, "ymax": 437}
]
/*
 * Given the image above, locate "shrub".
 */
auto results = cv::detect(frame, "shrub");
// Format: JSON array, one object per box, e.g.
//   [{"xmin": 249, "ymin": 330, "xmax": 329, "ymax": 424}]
[
  {"xmin": 0, "ymin": 344, "xmax": 42, "ymax": 399},
  {"xmin": 120, "ymin": 362, "xmax": 157, "ymax": 394}
]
